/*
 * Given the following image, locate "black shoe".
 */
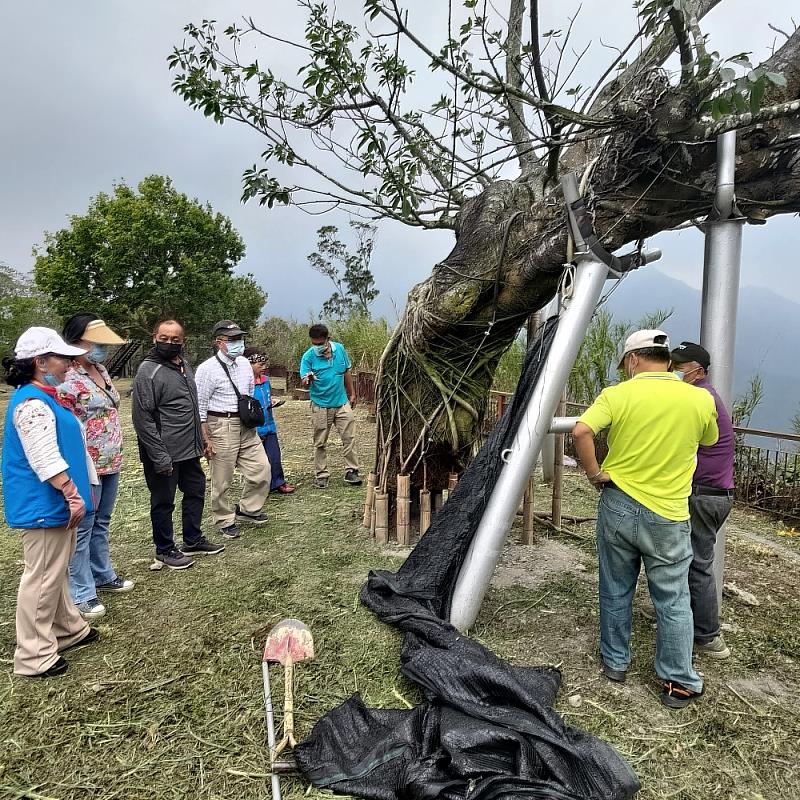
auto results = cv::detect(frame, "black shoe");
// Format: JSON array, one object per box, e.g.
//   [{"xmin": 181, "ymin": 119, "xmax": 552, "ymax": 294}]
[
  {"xmin": 344, "ymin": 469, "xmax": 363, "ymax": 485},
  {"xmin": 235, "ymin": 505, "xmax": 269, "ymax": 525},
  {"xmin": 661, "ymin": 681, "xmax": 704, "ymax": 709},
  {"xmin": 182, "ymin": 537, "xmax": 225, "ymax": 555},
  {"xmin": 155, "ymin": 548, "xmax": 194, "ymax": 570},
  {"xmin": 59, "ymin": 627, "xmax": 100, "ymax": 653},
  {"xmin": 220, "ymin": 523, "xmax": 241, "ymax": 539},
  {"xmin": 602, "ymin": 661, "xmax": 627, "ymax": 683},
  {"xmin": 28, "ymin": 656, "xmax": 68, "ymax": 679}
]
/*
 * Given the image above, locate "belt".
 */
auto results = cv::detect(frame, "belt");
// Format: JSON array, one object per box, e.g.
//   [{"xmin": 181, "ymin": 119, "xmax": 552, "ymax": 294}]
[
  {"xmin": 207, "ymin": 410, "xmax": 239, "ymax": 418},
  {"xmin": 692, "ymin": 484, "xmax": 734, "ymax": 498}
]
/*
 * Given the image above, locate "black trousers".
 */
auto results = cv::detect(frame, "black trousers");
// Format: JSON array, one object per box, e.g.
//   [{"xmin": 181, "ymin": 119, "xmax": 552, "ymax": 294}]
[
  {"xmin": 142, "ymin": 456, "xmax": 206, "ymax": 553},
  {"xmin": 688, "ymin": 492, "xmax": 734, "ymax": 644}
]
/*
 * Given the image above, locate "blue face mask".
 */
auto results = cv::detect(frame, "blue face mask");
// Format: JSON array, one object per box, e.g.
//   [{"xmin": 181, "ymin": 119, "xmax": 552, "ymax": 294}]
[
  {"xmin": 87, "ymin": 344, "xmax": 110, "ymax": 364},
  {"xmin": 42, "ymin": 372, "xmax": 60, "ymax": 387},
  {"xmin": 314, "ymin": 343, "xmax": 328, "ymax": 357},
  {"xmin": 226, "ymin": 340, "xmax": 245, "ymax": 358},
  {"xmin": 673, "ymin": 370, "xmax": 685, "ymax": 381}
]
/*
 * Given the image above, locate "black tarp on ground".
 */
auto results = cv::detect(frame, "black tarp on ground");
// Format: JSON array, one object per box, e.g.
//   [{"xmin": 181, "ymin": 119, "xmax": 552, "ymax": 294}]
[{"xmin": 294, "ymin": 319, "xmax": 640, "ymax": 800}]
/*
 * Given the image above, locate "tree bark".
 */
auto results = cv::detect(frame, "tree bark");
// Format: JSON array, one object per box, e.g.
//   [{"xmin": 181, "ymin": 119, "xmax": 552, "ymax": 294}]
[{"xmin": 375, "ymin": 31, "xmax": 800, "ymax": 492}]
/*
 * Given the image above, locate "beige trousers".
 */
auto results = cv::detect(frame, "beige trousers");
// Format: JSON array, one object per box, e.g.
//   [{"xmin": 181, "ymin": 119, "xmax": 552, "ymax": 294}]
[
  {"xmin": 311, "ymin": 402, "xmax": 359, "ymax": 479},
  {"xmin": 207, "ymin": 417, "xmax": 271, "ymax": 528},
  {"xmin": 15, "ymin": 526, "xmax": 90, "ymax": 676}
]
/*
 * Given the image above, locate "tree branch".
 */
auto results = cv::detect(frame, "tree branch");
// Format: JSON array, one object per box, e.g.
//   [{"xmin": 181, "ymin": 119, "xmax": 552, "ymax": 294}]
[{"xmin": 503, "ymin": 0, "xmax": 536, "ymax": 173}]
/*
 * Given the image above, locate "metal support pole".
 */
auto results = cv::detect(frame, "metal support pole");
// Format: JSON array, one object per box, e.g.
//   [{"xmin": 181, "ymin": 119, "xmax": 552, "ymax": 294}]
[
  {"xmin": 449, "ymin": 175, "xmax": 606, "ymax": 630},
  {"xmin": 700, "ymin": 130, "xmax": 745, "ymax": 608}
]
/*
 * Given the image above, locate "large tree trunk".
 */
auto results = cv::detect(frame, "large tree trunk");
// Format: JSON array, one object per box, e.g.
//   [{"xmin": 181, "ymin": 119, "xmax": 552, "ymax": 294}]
[{"xmin": 375, "ymin": 39, "xmax": 800, "ymax": 492}]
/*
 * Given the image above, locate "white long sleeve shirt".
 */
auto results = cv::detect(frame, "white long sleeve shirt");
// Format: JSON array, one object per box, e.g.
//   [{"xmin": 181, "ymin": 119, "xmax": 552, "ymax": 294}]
[{"xmin": 194, "ymin": 352, "xmax": 255, "ymax": 422}]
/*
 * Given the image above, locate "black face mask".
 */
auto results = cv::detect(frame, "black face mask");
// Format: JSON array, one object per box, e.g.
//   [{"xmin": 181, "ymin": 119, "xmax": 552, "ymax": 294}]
[{"xmin": 154, "ymin": 341, "xmax": 182, "ymax": 359}]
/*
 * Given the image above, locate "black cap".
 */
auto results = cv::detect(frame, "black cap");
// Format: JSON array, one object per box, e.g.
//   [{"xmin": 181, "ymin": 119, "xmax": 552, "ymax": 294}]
[
  {"xmin": 213, "ymin": 319, "xmax": 247, "ymax": 337},
  {"xmin": 670, "ymin": 341, "xmax": 710, "ymax": 370}
]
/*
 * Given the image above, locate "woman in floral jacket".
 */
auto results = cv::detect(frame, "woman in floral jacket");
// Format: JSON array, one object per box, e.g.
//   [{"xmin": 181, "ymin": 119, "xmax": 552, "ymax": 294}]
[{"xmin": 60, "ymin": 313, "xmax": 134, "ymax": 620}]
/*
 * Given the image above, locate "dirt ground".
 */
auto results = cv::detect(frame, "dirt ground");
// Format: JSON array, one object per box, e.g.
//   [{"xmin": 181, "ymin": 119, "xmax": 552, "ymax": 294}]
[{"xmin": 1, "ymin": 385, "xmax": 799, "ymax": 800}]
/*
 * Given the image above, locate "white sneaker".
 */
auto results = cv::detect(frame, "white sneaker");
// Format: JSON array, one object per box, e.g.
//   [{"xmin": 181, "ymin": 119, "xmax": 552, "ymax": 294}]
[
  {"xmin": 694, "ymin": 635, "xmax": 730, "ymax": 659},
  {"xmin": 76, "ymin": 598, "xmax": 106, "ymax": 620}
]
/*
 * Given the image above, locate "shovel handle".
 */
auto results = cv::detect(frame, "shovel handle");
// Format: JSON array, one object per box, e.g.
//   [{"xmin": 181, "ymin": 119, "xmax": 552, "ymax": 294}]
[{"xmin": 273, "ymin": 659, "xmax": 296, "ymax": 757}]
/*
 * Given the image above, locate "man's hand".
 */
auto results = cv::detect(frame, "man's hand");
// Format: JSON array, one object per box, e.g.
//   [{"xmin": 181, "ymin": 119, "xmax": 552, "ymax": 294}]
[
  {"xmin": 61, "ymin": 479, "xmax": 87, "ymax": 529},
  {"xmin": 203, "ymin": 439, "xmax": 216, "ymax": 460},
  {"xmin": 349, "ymin": 394, "xmax": 357, "ymax": 409},
  {"xmin": 587, "ymin": 470, "xmax": 611, "ymax": 490},
  {"xmin": 301, "ymin": 372, "xmax": 315, "ymax": 387},
  {"xmin": 155, "ymin": 463, "xmax": 174, "ymax": 476}
]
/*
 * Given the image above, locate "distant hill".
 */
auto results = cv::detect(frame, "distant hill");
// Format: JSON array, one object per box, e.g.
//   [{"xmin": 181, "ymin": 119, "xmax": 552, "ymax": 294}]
[{"xmin": 603, "ymin": 268, "xmax": 799, "ymax": 432}]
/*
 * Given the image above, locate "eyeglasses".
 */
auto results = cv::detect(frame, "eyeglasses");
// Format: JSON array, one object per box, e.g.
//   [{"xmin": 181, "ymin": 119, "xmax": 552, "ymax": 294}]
[{"xmin": 247, "ymin": 354, "xmax": 268, "ymax": 364}]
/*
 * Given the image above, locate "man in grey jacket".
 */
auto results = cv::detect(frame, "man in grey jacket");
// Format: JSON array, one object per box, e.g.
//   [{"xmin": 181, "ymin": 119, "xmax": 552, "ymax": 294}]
[{"xmin": 132, "ymin": 319, "xmax": 224, "ymax": 569}]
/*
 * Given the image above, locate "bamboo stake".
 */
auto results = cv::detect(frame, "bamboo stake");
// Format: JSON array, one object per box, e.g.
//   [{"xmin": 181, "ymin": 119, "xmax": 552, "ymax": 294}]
[
  {"xmin": 419, "ymin": 489, "xmax": 431, "ymax": 535},
  {"xmin": 522, "ymin": 476, "xmax": 536, "ymax": 545},
  {"xmin": 448, "ymin": 472, "xmax": 459, "ymax": 492},
  {"xmin": 374, "ymin": 492, "xmax": 389, "ymax": 545},
  {"xmin": 362, "ymin": 472, "xmax": 377, "ymax": 529},
  {"xmin": 552, "ymin": 393, "xmax": 566, "ymax": 529},
  {"xmin": 396, "ymin": 475, "xmax": 411, "ymax": 545}
]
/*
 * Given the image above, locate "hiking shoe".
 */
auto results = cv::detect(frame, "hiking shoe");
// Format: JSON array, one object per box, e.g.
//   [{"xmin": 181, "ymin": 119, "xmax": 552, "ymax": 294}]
[
  {"xmin": 76, "ymin": 598, "xmax": 106, "ymax": 621},
  {"xmin": 694, "ymin": 635, "xmax": 730, "ymax": 659},
  {"xmin": 156, "ymin": 548, "xmax": 194, "ymax": 570},
  {"xmin": 182, "ymin": 537, "xmax": 226, "ymax": 555},
  {"xmin": 97, "ymin": 576, "xmax": 135, "ymax": 593},
  {"xmin": 220, "ymin": 523, "xmax": 241, "ymax": 539},
  {"xmin": 28, "ymin": 656, "xmax": 68, "ymax": 679},
  {"xmin": 344, "ymin": 469, "xmax": 363, "ymax": 485},
  {"xmin": 602, "ymin": 661, "xmax": 627, "ymax": 683},
  {"xmin": 315, "ymin": 476, "xmax": 329, "ymax": 488},
  {"xmin": 661, "ymin": 681, "xmax": 704, "ymax": 709},
  {"xmin": 60, "ymin": 627, "xmax": 100, "ymax": 653},
  {"xmin": 235, "ymin": 506, "xmax": 269, "ymax": 525}
]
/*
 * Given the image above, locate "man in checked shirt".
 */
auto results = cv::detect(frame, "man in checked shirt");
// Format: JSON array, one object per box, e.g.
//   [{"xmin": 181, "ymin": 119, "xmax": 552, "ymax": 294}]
[{"xmin": 195, "ymin": 320, "xmax": 271, "ymax": 539}]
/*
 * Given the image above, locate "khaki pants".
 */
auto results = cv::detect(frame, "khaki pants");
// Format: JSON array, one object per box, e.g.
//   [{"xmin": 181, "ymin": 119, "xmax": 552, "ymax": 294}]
[
  {"xmin": 207, "ymin": 417, "xmax": 271, "ymax": 528},
  {"xmin": 15, "ymin": 526, "xmax": 89, "ymax": 676},
  {"xmin": 312, "ymin": 402, "xmax": 359, "ymax": 479}
]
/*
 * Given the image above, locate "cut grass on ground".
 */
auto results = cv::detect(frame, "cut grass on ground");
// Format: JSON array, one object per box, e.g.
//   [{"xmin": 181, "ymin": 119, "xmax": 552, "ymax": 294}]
[{"xmin": 1, "ymin": 385, "xmax": 799, "ymax": 800}]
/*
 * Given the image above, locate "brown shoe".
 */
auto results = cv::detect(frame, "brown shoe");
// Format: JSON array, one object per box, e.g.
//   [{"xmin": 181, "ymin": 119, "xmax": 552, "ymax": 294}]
[{"xmin": 276, "ymin": 483, "xmax": 296, "ymax": 495}]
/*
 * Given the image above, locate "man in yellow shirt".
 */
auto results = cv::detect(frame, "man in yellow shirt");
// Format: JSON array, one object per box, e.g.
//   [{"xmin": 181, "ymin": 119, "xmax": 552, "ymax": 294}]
[{"xmin": 573, "ymin": 330, "xmax": 719, "ymax": 709}]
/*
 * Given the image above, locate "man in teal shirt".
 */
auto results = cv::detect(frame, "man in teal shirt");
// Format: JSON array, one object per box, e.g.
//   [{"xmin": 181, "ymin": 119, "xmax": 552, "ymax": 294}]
[{"xmin": 299, "ymin": 324, "xmax": 362, "ymax": 488}]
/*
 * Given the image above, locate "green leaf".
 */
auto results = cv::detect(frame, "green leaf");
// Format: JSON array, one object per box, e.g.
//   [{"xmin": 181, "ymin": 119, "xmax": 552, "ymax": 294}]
[
  {"xmin": 749, "ymin": 79, "xmax": 765, "ymax": 114},
  {"xmin": 765, "ymin": 71, "xmax": 787, "ymax": 87}
]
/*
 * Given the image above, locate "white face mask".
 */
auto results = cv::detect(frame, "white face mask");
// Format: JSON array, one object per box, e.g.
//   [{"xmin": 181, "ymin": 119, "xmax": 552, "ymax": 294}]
[
  {"xmin": 226, "ymin": 340, "xmax": 245, "ymax": 357},
  {"xmin": 674, "ymin": 366, "xmax": 700, "ymax": 383}
]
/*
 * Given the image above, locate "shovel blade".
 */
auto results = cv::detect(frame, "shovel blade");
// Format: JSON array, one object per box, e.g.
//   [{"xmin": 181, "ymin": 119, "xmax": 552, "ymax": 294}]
[{"xmin": 263, "ymin": 617, "xmax": 315, "ymax": 665}]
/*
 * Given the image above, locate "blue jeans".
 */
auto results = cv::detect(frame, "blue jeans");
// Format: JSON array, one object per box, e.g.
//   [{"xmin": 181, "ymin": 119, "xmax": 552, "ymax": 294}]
[
  {"xmin": 261, "ymin": 433, "xmax": 286, "ymax": 490},
  {"xmin": 596, "ymin": 486, "xmax": 702, "ymax": 692},
  {"xmin": 69, "ymin": 472, "xmax": 120, "ymax": 603}
]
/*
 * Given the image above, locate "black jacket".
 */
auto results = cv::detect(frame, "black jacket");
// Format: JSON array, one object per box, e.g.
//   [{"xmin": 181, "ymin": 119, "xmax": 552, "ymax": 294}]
[{"xmin": 132, "ymin": 350, "xmax": 204, "ymax": 469}]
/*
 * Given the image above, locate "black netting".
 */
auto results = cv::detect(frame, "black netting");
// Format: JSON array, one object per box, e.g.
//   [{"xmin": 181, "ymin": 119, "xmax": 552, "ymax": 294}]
[{"xmin": 294, "ymin": 318, "xmax": 640, "ymax": 800}]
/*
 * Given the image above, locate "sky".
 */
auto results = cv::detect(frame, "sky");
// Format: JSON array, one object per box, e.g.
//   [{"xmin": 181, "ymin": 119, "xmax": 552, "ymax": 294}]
[{"xmin": 1, "ymin": 0, "xmax": 799, "ymax": 324}]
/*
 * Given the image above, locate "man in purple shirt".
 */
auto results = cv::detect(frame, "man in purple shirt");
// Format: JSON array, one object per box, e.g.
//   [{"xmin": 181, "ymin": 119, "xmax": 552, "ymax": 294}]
[{"xmin": 670, "ymin": 342, "xmax": 735, "ymax": 659}]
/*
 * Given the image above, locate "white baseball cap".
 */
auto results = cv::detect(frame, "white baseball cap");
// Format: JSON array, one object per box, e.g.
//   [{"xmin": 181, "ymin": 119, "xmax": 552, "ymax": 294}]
[
  {"xmin": 618, "ymin": 329, "xmax": 670, "ymax": 367},
  {"xmin": 15, "ymin": 327, "xmax": 87, "ymax": 359}
]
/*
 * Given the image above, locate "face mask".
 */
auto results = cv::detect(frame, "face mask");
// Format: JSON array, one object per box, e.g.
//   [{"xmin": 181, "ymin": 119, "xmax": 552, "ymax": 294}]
[
  {"xmin": 314, "ymin": 343, "xmax": 328, "ymax": 357},
  {"xmin": 226, "ymin": 340, "xmax": 245, "ymax": 357},
  {"xmin": 155, "ymin": 341, "xmax": 182, "ymax": 359},
  {"xmin": 87, "ymin": 344, "xmax": 110, "ymax": 364},
  {"xmin": 673, "ymin": 370, "xmax": 685, "ymax": 381},
  {"xmin": 42, "ymin": 372, "xmax": 60, "ymax": 387}
]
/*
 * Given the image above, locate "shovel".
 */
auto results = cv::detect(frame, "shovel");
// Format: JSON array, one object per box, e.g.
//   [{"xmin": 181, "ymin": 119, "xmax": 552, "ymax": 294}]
[{"xmin": 263, "ymin": 618, "xmax": 315, "ymax": 759}]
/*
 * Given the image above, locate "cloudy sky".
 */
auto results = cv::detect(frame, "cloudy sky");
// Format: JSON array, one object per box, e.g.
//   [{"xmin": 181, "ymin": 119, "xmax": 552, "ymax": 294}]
[{"xmin": 1, "ymin": 0, "xmax": 798, "ymax": 323}]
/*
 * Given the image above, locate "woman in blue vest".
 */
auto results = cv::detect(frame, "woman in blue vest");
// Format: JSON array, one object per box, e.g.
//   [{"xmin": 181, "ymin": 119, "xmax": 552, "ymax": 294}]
[
  {"xmin": 245, "ymin": 348, "xmax": 295, "ymax": 494},
  {"xmin": 1, "ymin": 327, "xmax": 98, "ymax": 678}
]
